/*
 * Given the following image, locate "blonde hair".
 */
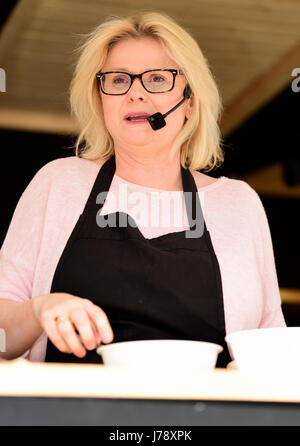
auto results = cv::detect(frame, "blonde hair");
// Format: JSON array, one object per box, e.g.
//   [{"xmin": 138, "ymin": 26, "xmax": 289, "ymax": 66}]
[{"xmin": 70, "ymin": 11, "xmax": 224, "ymax": 172}]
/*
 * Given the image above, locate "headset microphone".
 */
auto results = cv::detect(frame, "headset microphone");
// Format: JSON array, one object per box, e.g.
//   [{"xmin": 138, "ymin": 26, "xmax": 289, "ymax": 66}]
[{"xmin": 147, "ymin": 85, "xmax": 192, "ymax": 131}]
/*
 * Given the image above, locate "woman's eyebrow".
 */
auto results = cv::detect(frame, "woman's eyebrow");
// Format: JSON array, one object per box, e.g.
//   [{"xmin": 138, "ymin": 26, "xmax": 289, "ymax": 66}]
[
  {"xmin": 104, "ymin": 67, "xmax": 165, "ymax": 72},
  {"xmin": 105, "ymin": 67, "xmax": 131, "ymax": 72}
]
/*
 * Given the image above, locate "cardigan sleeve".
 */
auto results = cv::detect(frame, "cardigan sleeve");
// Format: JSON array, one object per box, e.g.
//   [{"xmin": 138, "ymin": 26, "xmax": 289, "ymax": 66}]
[
  {"xmin": 0, "ymin": 164, "xmax": 51, "ymax": 303},
  {"xmin": 245, "ymin": 184, "xmax": 286, "ymax": 328}
]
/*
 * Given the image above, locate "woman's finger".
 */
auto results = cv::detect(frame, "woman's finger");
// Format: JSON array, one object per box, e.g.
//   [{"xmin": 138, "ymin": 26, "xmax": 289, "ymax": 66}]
[
  {"xmin": 56, "ymin": 317, "xmax": 86, "ymax": 357},
  {"xmin": 86, "ymin": 304, "xmax": 114, "ymax": 344},
  {"xmin": 44, "ymin": 317, "xmax": 73, "ymax": 354},
  {"xmin": 70, "ymin": 308, "xmax": 98, "ymax": 351}
]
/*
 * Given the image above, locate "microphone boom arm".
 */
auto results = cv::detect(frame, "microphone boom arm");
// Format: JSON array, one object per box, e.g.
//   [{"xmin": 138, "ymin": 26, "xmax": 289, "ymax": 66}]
[{"xmin": 147, "ymin": 86, "xmax": 191, "ymax": 131}]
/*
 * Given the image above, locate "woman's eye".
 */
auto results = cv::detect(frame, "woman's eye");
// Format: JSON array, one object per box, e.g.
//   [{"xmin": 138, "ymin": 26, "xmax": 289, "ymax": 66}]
[
  {"xmin": 110, "ymin": 76, "xmax": 130, "ymax": 85},
  {"xmin": 151, "ymin": 76, "xmax": 165, "ymax": 83},
  {"xmin": 112, "ymin": 76, "xmax": 128, "ymax": 84}
]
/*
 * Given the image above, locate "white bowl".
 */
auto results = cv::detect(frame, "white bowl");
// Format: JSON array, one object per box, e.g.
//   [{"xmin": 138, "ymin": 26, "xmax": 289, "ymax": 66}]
[
  {"xmin": 225, "ymin": 327, "xmax": 300, "ymax": 374},
  {"xmin": 96, "ymin": 339, "xmax": 223, "ymax": 370}
]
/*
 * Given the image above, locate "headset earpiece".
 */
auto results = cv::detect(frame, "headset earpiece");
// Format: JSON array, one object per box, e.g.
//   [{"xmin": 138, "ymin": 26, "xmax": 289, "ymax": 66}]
[{"xmin": 184, "ymin": 85, "xmax": 192, "ymax": 99}]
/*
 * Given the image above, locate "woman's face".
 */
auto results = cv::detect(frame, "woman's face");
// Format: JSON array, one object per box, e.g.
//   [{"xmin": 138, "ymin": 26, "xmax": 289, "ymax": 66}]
[{"xmin": 99, "ymin": 37, "xmax": 192, "ymax": 156}]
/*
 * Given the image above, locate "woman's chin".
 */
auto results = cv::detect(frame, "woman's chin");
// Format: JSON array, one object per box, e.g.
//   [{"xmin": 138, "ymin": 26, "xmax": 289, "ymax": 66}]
[{"xmin": 121, "ymin": 133, "xmax": 158, "ymax": 147}]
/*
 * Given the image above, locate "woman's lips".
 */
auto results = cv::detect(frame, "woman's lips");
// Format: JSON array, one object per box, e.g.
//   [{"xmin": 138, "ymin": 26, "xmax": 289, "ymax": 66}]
[
  {"xmin": 125, "ymin": 118, "xmax": 149, "ymax": 125},
  {"xmin": 124, "ymin": 112, "xmax": 151, "ymax": 124}
]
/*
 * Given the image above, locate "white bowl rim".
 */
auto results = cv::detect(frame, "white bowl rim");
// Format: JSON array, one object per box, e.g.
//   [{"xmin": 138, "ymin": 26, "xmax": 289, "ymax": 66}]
[
  {"xmin": 225, "ymin": 326, "xmax": 300, "ymax": 343},
  {"xmin": 96, "ymin": 339, "xmax": 223, "ymax": 355}
]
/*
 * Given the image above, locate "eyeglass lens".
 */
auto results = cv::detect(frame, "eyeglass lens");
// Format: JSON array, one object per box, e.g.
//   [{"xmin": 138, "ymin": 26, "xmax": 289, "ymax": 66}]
[{"xmin": 101, "ymin": 71, "xmax": 174, "ymax": 94}]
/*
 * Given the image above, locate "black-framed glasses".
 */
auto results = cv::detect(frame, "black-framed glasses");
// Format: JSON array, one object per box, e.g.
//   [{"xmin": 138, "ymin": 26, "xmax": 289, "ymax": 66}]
[{"xmin": 96, "ymin": 69, "xmax": 184, "ymax": 95}]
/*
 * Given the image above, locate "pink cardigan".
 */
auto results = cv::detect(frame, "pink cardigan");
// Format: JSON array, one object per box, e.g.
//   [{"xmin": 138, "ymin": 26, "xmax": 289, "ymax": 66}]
[{"xmin": 0, "ymin": 156, "xmax": 286, "ymax": 361}]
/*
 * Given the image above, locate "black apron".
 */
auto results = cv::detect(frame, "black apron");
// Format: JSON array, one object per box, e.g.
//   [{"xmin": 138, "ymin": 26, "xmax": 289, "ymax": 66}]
[{"xmin": 45, "ymin": 155, "xmax": 231, "ymax": 367}]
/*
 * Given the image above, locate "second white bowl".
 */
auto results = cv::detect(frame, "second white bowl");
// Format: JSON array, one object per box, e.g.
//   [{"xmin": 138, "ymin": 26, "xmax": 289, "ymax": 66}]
[{"xmin": 225, "ymin": 327, "xmax": 300, "ymax": 374}]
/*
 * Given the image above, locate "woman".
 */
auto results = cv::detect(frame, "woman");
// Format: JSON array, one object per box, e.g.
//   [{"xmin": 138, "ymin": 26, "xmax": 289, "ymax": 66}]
[{"xmin": 0, "ymin": 12, "xmax": 285, "ymax": 366}]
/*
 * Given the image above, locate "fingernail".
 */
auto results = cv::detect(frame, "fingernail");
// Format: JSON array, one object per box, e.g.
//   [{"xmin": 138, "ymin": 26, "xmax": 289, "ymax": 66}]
[{"xmin": 104, "ymin": 332, "xmax": 113, "ymax": 343}]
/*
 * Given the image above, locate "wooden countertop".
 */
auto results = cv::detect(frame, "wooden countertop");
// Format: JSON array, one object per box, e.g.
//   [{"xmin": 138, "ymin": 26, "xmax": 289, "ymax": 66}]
[{"xmin": 0, "ymin": 358, "xmax": 299, "ymax": 403}]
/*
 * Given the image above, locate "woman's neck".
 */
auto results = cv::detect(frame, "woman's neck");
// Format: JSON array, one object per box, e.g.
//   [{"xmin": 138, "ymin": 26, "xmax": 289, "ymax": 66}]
[{"xmin": 114, "ymin": 150, "xmax": 183, "ymax": 191}]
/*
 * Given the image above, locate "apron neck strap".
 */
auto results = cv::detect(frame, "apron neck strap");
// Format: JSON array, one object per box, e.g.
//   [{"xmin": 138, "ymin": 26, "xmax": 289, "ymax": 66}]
[{"xmin": 84, "ymin": 155, "xmax": 206, "ymax": 233}]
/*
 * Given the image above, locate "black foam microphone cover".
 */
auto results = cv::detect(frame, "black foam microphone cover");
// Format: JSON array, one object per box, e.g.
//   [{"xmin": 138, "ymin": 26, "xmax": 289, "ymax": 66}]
[{"xmin": 147, "ymin": 112, "xmax": 166, "ymax": 130}]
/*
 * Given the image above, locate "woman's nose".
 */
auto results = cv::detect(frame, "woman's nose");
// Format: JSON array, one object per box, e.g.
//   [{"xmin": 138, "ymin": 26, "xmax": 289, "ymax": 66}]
[{"xmin": 127, "ymin": 78, "xmax": 147, "ymax": 101}]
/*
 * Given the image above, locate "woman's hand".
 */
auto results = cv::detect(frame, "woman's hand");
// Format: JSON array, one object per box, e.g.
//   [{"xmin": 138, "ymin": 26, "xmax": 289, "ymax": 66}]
[{"xmin": 31, "ymin": 293, "xmax": 114, "ymax": 357}]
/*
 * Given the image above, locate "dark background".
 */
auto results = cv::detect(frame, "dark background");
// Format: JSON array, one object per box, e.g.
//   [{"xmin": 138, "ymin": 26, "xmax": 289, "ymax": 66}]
[{"xmin": 1, "ymin": 1, "xmax": 299, "ymax": 324}]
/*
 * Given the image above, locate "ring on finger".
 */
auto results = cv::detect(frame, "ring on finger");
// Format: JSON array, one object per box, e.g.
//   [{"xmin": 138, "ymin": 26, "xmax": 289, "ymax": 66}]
[{"xmin": 55, "ymin": 315, "xmax": 68, "ymax": 324}]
